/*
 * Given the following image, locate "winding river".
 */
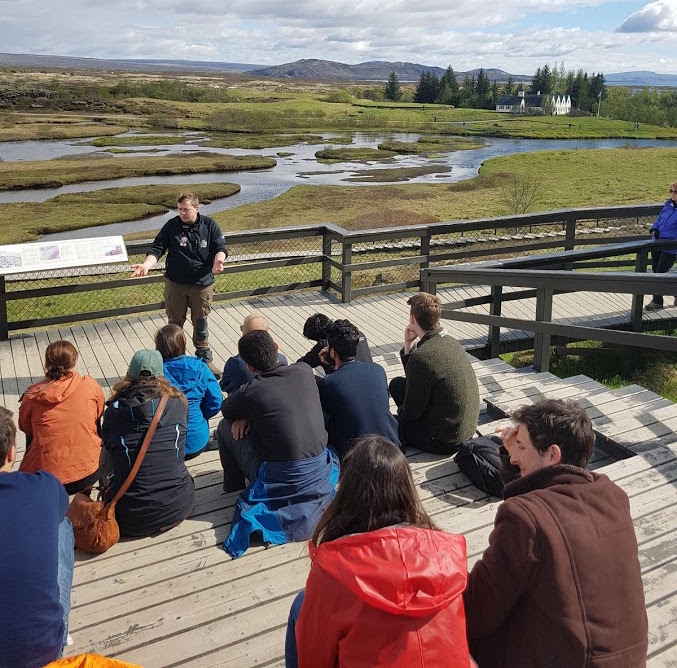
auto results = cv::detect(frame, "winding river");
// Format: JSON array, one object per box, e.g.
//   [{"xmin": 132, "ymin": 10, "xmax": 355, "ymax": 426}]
[{"xmin": 1, "ymin": 132, "xmax": 676, "ymax": 240}]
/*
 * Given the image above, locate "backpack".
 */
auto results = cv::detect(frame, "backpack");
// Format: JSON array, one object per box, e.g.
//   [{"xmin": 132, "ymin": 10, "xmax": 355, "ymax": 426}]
[{"xmin": 454, "ymin": 435, "xmax": 504, "ymax": 498}]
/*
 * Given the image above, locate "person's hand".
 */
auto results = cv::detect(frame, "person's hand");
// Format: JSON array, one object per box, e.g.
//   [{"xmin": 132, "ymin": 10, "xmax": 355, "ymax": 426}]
[
  {"xmin": 130, "ymin": 264, "xmax": 149, "ymax": 277},
  {"xmin": 231, "ymin": 419, "xmax": 250, "ymax": 440},
  {"xmin": 212, "ymin": 258, "xmax": 225, "ymax": 274},
  {"xmin": 495, "ymin": 424, "xmax": 518, "ymax": 452},
  {"xmin": 318, "ymin": 345, "xmax": 329, "ymax": 368},
  {"xmin": 403, "ymin": 325, "xmax": 417, "ymax": 354}
]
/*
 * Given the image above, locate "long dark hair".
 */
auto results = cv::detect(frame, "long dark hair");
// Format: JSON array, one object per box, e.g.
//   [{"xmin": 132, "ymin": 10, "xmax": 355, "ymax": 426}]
[
  {"xmin": 109, "ymin": 375, "xmax": 186, "ymax": 409},
  {"xmin": 155, "ymin": 324, "xmax": 186, "ymax": 361},
  {"xmin": 44, "ymin": 340, "xmax": 78, "ymax": 380},
  {"xmin": 312, "ymin": 436, "xmax": 436, "ymax": 546}
]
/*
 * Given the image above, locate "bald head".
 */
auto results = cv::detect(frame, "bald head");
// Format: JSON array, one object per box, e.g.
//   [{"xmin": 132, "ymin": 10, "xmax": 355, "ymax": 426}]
[{"xmin": 241, "ymin": 314, "xmax": 269, "ymax": 335}]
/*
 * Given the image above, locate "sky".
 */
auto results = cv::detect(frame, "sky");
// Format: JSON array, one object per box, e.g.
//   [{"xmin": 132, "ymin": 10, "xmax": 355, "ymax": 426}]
[{"xmin": 1, "ymin": 0, "xmax": 677, "ymax": 74}]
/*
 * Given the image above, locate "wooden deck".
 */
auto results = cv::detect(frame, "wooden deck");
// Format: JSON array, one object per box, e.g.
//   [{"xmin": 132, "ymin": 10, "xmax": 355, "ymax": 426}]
[{"xmin": 3, "ymin": 287, "xmax": 676, "ymax": 667}]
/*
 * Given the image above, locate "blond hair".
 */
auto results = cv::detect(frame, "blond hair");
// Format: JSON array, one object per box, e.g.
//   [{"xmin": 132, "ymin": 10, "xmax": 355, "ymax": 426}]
[{"xmin": 177, "ymin": 192, "xmax": 199, "ymax": 207}]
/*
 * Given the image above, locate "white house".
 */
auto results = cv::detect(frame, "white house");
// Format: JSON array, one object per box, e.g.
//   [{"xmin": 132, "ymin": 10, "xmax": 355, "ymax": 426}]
[{"xmin": 496, "ymin": 91, "xmax": 571, "ymax": 115}]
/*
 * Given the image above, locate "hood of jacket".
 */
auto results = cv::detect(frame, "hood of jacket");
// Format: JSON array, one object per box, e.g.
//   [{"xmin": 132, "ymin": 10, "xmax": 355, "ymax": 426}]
[
  {"xmin": 310, "ymin": 526, "xmax": 467, "ymax": 618},
  {"xmin": 22, "ymin": 372, "xmax": 87, "ymax": 405},
  {"xmin": 107, "ymin": 385, "xmax": 164, "ymax": 423},
  {"xmin": 163, "ymin": 355, "xmax": 208, "ymax": 390}
]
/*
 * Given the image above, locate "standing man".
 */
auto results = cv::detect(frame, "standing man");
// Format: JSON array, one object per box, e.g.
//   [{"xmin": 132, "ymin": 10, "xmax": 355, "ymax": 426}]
[
  {"xmin": 131, "ymin": 192, "xmax": 227, "ymax": 378},
  {"xmin": 389, "ymin": 292, "xmax": 480, "ymax": 455},
  {"xmin": 464, "ymin": 399, "xmax": 648, "ymax": 668}
]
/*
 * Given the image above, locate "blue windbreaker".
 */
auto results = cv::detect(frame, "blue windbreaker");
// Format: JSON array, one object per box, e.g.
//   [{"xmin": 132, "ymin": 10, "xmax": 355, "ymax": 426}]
[
  {"xmin": 163, "ymin": 355, "xmax": 223, "ymax": 455},
  {"xmin": 650, "ymin": 199, "xmax": 677, "ymax": 255}
]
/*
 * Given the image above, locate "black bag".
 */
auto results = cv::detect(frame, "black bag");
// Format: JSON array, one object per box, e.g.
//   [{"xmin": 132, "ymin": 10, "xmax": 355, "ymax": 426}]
[{"xmin": 454, "ymin": 435, "xmax": 504, "ymax": 498}]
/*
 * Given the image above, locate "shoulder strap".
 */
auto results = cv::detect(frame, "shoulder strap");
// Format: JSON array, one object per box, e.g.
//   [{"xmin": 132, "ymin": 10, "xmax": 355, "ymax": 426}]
[{"xmin": 110, "ymin": 392, "xmax": 170, "ymax": 506}]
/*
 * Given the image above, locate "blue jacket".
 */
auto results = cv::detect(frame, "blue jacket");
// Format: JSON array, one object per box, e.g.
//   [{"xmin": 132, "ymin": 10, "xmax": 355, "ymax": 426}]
[
  {"xmin": 220, "ymin": 352, "xmax": 288, "ymax": 394},
  {"xmin": 224, "ymin": 448, "xmax": 339, "ymax": 558},
  {"xmin": 650, "ymin": 199, "xmax": 677, "ymax": 255},
  {"xmin": 318, "ymin": 360, "xmax": 401, "ymax": 457},
  {"xmin": 163, "ymin": 355, "xmax": 223, "ymax": 455}
]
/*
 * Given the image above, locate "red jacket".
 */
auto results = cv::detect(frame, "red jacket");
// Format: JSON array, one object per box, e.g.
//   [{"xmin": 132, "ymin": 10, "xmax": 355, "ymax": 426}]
[{"xmin": 296, "ymin": 526, "xmax": 472, "ymax": 667}]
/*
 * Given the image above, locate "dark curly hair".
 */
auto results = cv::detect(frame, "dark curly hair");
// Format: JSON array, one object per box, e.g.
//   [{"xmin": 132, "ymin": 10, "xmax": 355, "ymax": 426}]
[
  {"xmin": 302, "ymin": 313, "xmax": 332, "ymax": 342},
  {"xmin": 326, "ymin": 319, "xmax": 360, "ymax": 362},
  {"xmin": 238, "ymin": 330, "xmax": 279, "ymax": 372}
]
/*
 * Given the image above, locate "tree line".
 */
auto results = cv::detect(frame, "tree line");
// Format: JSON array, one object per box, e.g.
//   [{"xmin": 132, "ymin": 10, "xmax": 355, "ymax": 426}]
[{"xmin": 383, "ymin": 63, "xmax": 611, "ymax": 115}]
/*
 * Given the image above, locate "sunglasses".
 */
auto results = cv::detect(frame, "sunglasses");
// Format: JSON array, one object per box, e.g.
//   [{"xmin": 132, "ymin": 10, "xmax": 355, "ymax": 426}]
[{"xmin": 671, "ymin": 189, "xmax": 677, "ymax": 194}]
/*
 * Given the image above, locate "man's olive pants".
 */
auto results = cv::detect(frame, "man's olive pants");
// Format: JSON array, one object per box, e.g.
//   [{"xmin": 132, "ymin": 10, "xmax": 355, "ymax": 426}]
[{"xmin": 164, "ymin": 278, "xmax": 214, "ymax": 362}]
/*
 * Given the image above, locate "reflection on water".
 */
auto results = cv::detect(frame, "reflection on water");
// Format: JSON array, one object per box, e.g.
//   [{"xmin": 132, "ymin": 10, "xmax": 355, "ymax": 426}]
[{"xmin": 1, "ymin": 131, "xmax": 675, "ymax": 240}]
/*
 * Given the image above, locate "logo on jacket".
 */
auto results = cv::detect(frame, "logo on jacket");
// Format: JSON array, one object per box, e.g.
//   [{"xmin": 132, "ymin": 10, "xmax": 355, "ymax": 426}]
[
  {"xmin": 179, "ymin": 236, "xmax": 188, "ymax": 247},
  {"xmin": 200, "ymin": 239, "xmax": 208, "ymax": 248}
]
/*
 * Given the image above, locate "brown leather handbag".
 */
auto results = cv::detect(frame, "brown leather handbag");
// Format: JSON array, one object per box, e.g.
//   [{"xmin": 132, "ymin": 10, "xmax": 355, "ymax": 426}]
[{"xmin": 66, "ymin": 393, "xmax": 169, "ymax": 554}]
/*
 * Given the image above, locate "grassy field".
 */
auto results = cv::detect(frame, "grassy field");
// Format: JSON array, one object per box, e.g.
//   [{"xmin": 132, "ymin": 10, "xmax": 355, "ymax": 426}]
[
  {"xmin": 315, "ymin": 147, "xmax": 397, "ymax": 162},
  {"xmin": 502, "ymin": 337, "xmax": 677, "ymax": 402},
  {"xmin": 0, "ymin": 123, "xmax": 128, "ymax": 142},
  {"xmin": 206, "ymin": 147, "xmax": 677, "ymax": 233},
  {"xmin": 2, "ymin": 183, "xmax": 240, "ymax": 243},
  {"xmin": 0, "ymin": 152, "xmax": 275, "ymax": 190},
  {"xmin": 378, "ymin": 137, "xmax": 483, "ymax": 154}
]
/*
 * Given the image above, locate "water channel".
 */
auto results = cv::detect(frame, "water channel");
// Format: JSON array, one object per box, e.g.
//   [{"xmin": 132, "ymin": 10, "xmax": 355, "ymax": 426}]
[{"xmin": 1, "ymin": 132, "xmax": 676, "ymax": 240}]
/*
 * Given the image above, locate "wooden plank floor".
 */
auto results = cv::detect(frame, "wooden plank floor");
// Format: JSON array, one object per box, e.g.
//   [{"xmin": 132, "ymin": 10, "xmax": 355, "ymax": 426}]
[{"xmin": 2, "ymin": 287, "xmax": 675, "ymax": 667}]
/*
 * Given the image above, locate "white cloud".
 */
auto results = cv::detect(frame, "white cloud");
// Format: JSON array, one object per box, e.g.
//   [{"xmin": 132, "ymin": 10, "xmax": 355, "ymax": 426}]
[{"xmin": 616, "ymin": 0, "xmax": 677, "ymax": 32}]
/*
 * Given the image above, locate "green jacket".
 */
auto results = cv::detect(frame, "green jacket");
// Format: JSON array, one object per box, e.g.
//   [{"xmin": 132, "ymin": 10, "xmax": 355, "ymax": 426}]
[{"xmin": 400, "ymin": 328, "xmax": 480, "ymax": 446}]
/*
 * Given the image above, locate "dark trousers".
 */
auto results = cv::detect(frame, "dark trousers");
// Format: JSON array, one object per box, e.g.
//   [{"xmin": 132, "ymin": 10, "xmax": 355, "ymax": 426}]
[
  {"xmin": 63, "ymin": 470, "xmax": 99, "ymax": 495},
  {"xmin": 285, "ymin": 590, "xmax": 305, "ymax": 668},
  {"xmin": 164, "ymin": 279, "xmax": 214, "ymax": 361},
  {"xmin": 389, "ymin": 377, "xmax": 459, "ymax": 456},
  {"xmin": 651, "ymin": 251, "xmax": 676, "ymax": 305},
  {"xmin": 216, "ymin": 418, "xmax": 263, "ymax": 493}
]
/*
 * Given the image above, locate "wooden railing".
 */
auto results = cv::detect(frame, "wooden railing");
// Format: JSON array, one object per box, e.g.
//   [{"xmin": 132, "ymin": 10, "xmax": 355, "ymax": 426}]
[
  {"xmin": 420, "ymin": 238, "xmax": 677, "ymax": 372},
  {"xmin": 0, "ymin": 203, "xmax": 664, "ymax": 339}
]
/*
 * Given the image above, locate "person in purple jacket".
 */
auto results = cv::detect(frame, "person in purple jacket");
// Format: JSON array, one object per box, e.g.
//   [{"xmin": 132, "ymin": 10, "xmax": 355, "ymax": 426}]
[{"xmin": 645, "ymin": 181, "xmax": 677, "ymax": 311}]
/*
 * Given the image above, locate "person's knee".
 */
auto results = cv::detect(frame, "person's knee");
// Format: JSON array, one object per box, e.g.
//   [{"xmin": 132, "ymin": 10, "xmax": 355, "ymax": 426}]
[
  {"xmin": 216, "ymin": 419, "xmax": 234, "ymax": 448},
  {"xmin": 194, "ymin": 316, "xmax": 209, "ymax": 343}
]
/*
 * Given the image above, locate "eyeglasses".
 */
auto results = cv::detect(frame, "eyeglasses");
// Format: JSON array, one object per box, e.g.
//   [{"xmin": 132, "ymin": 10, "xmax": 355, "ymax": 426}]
[{"xmin": 670, "ymin": 189, "xmax": 677, "ymax": 194}]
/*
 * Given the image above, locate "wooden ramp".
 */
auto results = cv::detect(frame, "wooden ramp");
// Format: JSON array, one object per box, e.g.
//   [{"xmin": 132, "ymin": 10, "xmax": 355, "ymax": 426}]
[{"xmin": 0, "ymin": 288, "xmax": 674, "ymax": 667}]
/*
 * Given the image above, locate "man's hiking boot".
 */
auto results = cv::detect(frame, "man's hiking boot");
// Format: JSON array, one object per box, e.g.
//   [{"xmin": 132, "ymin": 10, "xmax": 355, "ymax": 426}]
[
  {"xmin": 644, "ymin": 302, "xmax": 664, "ymax": 312},
  {"xmin": 206, "ymin": 360, "xmax": 222, "ymax": 379}
]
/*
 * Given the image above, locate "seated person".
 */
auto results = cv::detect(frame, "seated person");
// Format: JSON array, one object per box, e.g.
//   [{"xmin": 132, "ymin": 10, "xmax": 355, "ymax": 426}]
[
  {"xmin": 298, "ymin": 313, "xmax": 372, "ymax": 373},
  {"xmin": 0, "ymin": 406, "xmax": 75, "ymax": 668},
  {"xmin": 217, "ymin": 330, "xmax": 338, "ymax": 557},
  {"xmin": 101, "ymin": 350, "xmax": 194, "ymax": 538},
  {"xmin": 389, "ymin": 293, "xmax": 480, "ymax": 455},
  {"xmin": 220, "ymin": 313, "xmax": 287, "ymax": 394},
  {"xmin": 464, "ymin": 399, "xmax": 648, "ymax": 668},
  {"xmin": 318, "ymin": 319, "xmax": 401, "ymax": 458},
  {"xmin": 155, "ymin": 324, "xmax": 222, "ymax": 460},
  {"xmin": 19, "ymin": 340, "xmax": 105, "ymax": 494},
  {"xmin": 286, "ymin": 436, "xmax": 471, "ymax": 668}
]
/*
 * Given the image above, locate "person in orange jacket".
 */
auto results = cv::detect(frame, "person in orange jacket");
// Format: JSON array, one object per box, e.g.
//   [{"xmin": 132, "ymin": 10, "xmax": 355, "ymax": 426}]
[
  {"xmin": 286, "ymin": 435, "xmax": 472, "ymax": 668},
  {"xmin": 19, "ymin": 340, "xmax": 104, "ymax": 493}
]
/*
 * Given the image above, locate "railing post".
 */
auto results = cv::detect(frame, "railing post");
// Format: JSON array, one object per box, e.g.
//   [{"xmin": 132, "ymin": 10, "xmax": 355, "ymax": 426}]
[
  {"xmin": 321, "ymin": 231, "xmax": 331, "ymax": 293},
  {"xmin": 420, "ymin": 231, "xmax": 431, "ymax": 271},
  {"xmin": 533, "ymin": 287, "xmax": 553, "ymax": 372},
  {"xmin": 563, "ymin": 215, "xmax": 576, "ymax": 271},
  {"xmin": 489, "ymin": 285, "xmax": 503, "ymax": 358},
  {"xmin": 630, "ymin": 248, "xmax": 649, "ymax": 331},
  {"xmin": 0, "ymin": 276, "xmax": 8, "ymax": 341},
  {"xmin": 341, "ymin": 241, "xmax": 352, "ymax": 304}
]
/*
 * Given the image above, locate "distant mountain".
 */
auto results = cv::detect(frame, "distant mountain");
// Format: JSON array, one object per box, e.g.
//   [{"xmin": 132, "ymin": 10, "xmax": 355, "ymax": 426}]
[
  {"xmin": 247, "ymin": 59, "xmax": 531, "ymax": 82},
  {"xmin": 0, "ymin": 52, "xmax": 261, "ymax": 73},
  {"xmin": 606, "ymin": 70, "xmax": 677, "ymax": 88}
]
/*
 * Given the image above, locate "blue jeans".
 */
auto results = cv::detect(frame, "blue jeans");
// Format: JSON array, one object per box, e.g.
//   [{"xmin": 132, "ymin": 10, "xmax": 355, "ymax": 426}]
[
  {"xmin": 285, "ymin": 590, "xmax": 305, "ymax": 668},
  {"xmin": 57, "ymin": 518, "xmax": 75, "ymax": 655}
]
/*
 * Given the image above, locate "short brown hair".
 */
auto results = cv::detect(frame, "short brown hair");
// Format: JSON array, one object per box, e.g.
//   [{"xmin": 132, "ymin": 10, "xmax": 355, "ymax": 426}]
[
  {"xmin": 155, "ymin": 324, "xmax": 186, "ymax": 360},
  {"xmin": 177, "ymin": 192, "xmax": 199, "ymax": 207},
  {"xmin": 0, "ymin": 406, "xmax": 16, "ymax": 464},
  {"xmin": 512, "ymin": 399, "xmax": 594, "ymax": 468},
  {"xmin": 408, "ymin": 292, "xmax": 441, "ymax": 331},
  {"xmin": 44, "ymin": 340, "xmax": 78, "ymax": 380}
]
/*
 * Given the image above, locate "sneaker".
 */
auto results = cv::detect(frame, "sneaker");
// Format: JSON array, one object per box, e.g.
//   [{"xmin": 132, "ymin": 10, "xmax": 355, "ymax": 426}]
[
  {"xmin": 206, "ymin": 360, "xmax": 222, "ymax": 379},
  {"xmin": 644, "ymin": 302, "xmax": 664, "ymax": 312}
]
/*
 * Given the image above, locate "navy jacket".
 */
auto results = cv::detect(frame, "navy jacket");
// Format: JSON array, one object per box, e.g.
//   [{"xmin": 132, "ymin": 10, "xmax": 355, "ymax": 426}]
[
  {"xmin": 148, "ymin": 213, "xmax": 227, "ymax": 286},
  {"xmin": 0, "ymin": 471, "xmax": 67, "ymax": 668},
  {"xmin": 650, "ymin": 199, "xmax": 677, "ymax": 255},
  {"xmin": 163, "ymin": 355, "xmax": 223, "ymax": 455},
  {"xmin": 318, "ymin": 360, "xmax": 401, "ymax": 457},
  {"xmin": 220, "ymin": 352, "xmax": 288, "ymax": 394},
  {"xmin": 102, "ymin": 388, "xmax": 194, "ymax": 537}
]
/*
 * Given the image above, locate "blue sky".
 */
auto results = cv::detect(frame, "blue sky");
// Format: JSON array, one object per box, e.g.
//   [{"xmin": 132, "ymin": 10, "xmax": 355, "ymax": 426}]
[{"xmin": 1, "ymin": 0, "xmax": 676, "ymax": 74}]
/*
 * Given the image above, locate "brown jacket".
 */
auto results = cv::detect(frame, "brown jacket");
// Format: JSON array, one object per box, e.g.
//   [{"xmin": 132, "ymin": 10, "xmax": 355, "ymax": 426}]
[
  {"xmin": 464, "ymin": 465, "xmax": 647, "ymax": 668},
  {"xmin": 19, "ymin": 373, "xmax": 105, "ymax": 484}
]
